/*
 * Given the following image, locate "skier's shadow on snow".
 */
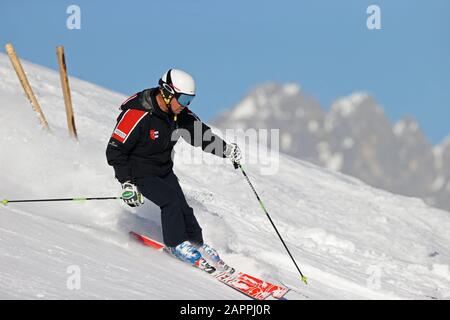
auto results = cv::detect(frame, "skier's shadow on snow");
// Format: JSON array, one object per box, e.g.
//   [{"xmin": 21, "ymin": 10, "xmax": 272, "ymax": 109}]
[{"xmin": 116, "ymin": 201, "xmax": 164, "ymax": 243}]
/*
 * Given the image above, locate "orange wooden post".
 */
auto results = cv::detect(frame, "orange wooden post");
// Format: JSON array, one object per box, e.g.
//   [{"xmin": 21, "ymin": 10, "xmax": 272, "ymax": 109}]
[
  {"xmin": 56, "ymin": 45, "xmax": 78, "ymax": 139},
  {"xmin": 5, "ymin": 43, "xmax": 50, "ymax": 131}
]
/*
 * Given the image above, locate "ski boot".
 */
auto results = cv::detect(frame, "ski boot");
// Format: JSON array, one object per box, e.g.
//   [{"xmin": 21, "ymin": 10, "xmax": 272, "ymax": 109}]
[
  {"xmin": 168, "ymin": 241, "xmax": 217, "ymax": 274},
  {"xmin": 168, "ymin": 240, "xmax": 202, "ymax": 265}
]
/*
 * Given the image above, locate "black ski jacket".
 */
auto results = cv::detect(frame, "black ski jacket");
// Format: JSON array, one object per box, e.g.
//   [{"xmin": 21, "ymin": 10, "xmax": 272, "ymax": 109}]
[{"xmin": 106, "ymin": 88, "xmax": 227, "ymax": 183}]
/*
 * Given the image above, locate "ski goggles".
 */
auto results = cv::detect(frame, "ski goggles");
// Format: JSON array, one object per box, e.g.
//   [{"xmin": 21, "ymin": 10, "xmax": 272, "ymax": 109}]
[{"xmin": 176, "ymin": 93, "xmax": 195, "ymax": 107}]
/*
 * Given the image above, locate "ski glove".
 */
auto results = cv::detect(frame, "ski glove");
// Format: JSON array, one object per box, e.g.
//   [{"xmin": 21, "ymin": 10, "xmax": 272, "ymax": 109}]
[
  {"xmin": 224, "ymin": 143, "xmax": 242, "ymax": 164},
  {"xmin": 121, "ymin": 181, "xmax": 144, "ymax": 207}
]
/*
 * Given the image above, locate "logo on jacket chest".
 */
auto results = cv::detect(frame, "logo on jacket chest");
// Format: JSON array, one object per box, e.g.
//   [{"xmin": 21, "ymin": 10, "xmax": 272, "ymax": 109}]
[{"xmin": 149, "ymin": 129, "xmax": 159, "ymax": 140}]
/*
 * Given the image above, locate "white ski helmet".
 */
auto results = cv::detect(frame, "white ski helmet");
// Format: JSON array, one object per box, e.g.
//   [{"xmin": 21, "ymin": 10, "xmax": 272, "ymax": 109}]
[{"xmin": 159, "ymin": 69, "xmax": 196, "ymax": 107}]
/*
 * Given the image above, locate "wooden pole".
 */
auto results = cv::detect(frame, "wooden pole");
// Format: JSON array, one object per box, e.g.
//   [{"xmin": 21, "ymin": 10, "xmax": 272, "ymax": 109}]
[
  {"xmin": 56, "ymin": 45, "xmax": 78, "ymax": 139},
  {"xmin": 4, "ymin": 43, "xmax": 50, "ymax": 131}
]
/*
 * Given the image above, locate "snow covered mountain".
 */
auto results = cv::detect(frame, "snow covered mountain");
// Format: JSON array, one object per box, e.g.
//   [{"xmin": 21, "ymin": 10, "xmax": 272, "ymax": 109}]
[
  {"xmin": 1, "ymin": 53, "xmax": 450, "ymax": 299},
  {"xmin": 213, "ymin": 83, "xmax": 450, "ymax": 213},
  {"xmin": 214, "ymin": 83, "xmax": 326, "ymax": 163}
]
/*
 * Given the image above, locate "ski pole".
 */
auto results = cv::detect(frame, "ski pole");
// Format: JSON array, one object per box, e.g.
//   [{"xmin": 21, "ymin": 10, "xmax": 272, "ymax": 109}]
[
  {"xmin": 233, "ymin": 161, "xmax": 308, "ymax": 285},
  {"xmin": 1, "ymin": 196, "xmax": 121, "ymax": 206}
]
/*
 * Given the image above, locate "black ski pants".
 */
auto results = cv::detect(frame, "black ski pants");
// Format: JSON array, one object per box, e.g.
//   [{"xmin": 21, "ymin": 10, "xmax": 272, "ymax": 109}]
[{"xmin": 134, "ymin": 171, "xmax": 203, "ymax": 247}]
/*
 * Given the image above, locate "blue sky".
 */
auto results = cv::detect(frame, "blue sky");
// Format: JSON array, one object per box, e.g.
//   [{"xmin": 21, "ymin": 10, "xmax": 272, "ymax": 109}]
[{"xmin": 1, "ymin": 0, "xmax": 449, "ymax": 144}]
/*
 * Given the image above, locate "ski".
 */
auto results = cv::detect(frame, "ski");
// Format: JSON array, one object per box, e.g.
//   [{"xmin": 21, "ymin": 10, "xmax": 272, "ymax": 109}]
[{"xmin": 129, "ymin": 231, "xmax": 290, "ymax": 300}]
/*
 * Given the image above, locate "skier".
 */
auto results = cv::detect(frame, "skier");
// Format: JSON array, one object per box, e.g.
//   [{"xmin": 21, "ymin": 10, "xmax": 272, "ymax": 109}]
[{"xmin": 106, "ymin": 69, "xmax": 241, "ymax": 268}]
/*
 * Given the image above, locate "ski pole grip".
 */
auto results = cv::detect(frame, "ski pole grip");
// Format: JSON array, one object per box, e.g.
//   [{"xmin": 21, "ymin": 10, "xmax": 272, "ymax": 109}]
[{"xmin": 232, "ymin": 161, "xmax": 240, "ymax": 170}]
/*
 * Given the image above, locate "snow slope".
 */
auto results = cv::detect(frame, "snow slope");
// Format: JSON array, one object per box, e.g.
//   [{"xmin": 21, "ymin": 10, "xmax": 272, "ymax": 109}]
[{"xmin": 1, "ymin": 53, "xmax": 450, "ymax": 299}]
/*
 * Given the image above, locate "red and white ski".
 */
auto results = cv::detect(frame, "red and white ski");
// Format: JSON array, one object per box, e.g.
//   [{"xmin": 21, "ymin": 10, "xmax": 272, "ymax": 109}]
[{"xmin": 129, "ymin": 231, "xmax": 290, "ymax": 300}]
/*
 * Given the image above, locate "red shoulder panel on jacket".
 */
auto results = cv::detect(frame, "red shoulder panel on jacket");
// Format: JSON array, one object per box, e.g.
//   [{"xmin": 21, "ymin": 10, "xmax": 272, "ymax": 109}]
[{"xmin": 112, "ymin": 109, "xmax": 148, "ymax": 143}]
